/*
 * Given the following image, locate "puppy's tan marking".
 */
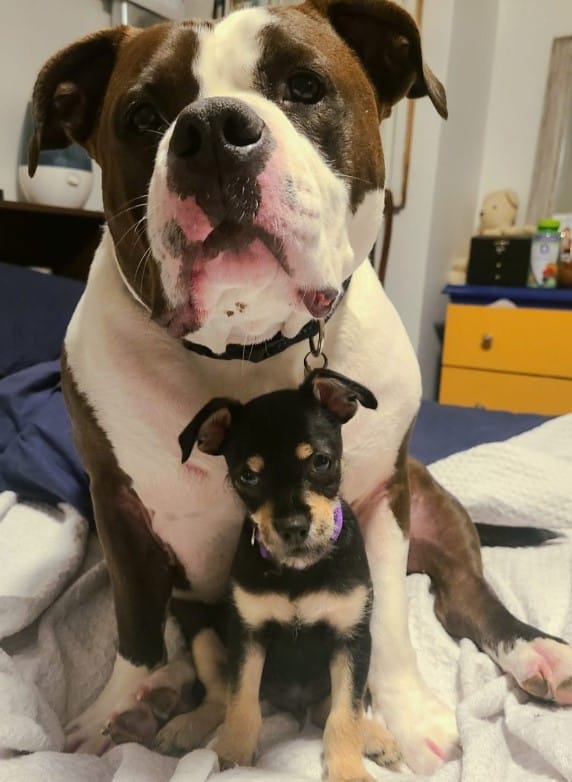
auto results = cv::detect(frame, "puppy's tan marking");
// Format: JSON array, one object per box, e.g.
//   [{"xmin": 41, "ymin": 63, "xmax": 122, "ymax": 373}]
[
  {"xmin": 251, "ymin": 502, "xmax": 275, "ymax": 549},
  {"xmin": 233, "ymin": 585, "xmax": 295, "ymax": 626},
  {"xmin": 298, "ymin": 586, "xmax": 370, "ymax": 632},
  {"xmin": 233, "ymin": 584, "xmax": 369, "ymax": 633},
  {"xmin": 305, "ymin": 491, "xmax": 336, "ymax": 526},
  {"xmin": 324, "ymin": 651, "xmax": 371, "ymax": 782},
  {"xmin": 246, "ymin": 455, "xmax": 264, "ymax": 473},
  {"xmin": 296, "ymin": 442, "xmax": 314, "ymax": 460},
  {"xmin": 213, "ymin": 644, "xmax": 264, "ymax": 769}
]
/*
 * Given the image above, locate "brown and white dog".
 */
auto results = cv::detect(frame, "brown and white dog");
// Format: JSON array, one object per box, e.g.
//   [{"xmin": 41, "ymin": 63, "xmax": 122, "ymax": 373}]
[{"xmin": 29, "ymin": 0, "xmax": 572, "ymax": 774}]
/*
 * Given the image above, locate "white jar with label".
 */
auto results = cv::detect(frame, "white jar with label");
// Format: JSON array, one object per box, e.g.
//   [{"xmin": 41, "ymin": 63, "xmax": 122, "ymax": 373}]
[{"xmin": 528, "ymin": 219, "xmax": 560, "ymax": 288}]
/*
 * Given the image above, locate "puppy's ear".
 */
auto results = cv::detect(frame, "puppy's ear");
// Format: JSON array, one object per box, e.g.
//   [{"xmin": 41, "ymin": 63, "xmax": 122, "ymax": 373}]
[
  {"xmin": 28, "ymin": 27, "xmax": 128, "ymax": 176},
  {"xmin": 302, "ymin": 369, "xmax": 377, "ymax": 424},
  {"xmin": 179, "ymin": 398, "xmax": 240, "ymax": 462},
  {"xmin": 303, "ymin": 0, "xmax": 447, "ymax": 118}
]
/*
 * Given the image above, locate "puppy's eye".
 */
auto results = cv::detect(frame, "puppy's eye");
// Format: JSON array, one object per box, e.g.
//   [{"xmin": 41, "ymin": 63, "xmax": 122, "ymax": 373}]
[
  {"xmin": 287, "ymin": 71, "xmax": 324, "ymax": 104},
  {"xmin": 311, "ymin": 453, "xmax": 331, "ymax": 472},
  {"xmin": 128, "ymin": 102, "xmax": 164, "ymax": 134},
  {"xmin": 239, "ymin": 468, "xmax": 260, "ymax": 486}
]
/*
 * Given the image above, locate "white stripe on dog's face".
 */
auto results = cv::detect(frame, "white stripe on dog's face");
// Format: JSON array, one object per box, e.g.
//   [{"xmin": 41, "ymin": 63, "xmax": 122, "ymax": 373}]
[{"xmin": 146, "ymin": 8, "xmax": 384, "ymax": 354}]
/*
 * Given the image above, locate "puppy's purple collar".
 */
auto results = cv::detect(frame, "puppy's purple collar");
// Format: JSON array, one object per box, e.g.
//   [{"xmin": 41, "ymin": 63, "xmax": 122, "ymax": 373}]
[{"xmin": 254, "ymin": 500, "xmax": 343, "ymax": 565}]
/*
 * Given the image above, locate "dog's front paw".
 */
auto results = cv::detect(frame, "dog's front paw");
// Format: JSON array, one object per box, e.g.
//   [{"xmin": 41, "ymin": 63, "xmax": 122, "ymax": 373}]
[
  {"xmin": 213, "ymin": 734, "xmax": 255, "ymax": 769},
  {"xmin": 155, "ymin": 700, "xmax": 226, "ymax": 756},
  {"xmin": 102, "ymin": 700, "xmax": 159, "ymax": 747},
  {"xmin": 328, "ymin": 771, "xmax": 375, "ymax": 782},
  {"xmin": 377, "ymin": 683, "xmax": 460, "ymax": 774},
  {"xmin": 361, "ymin": 717, "xmax": 401, "ymax": 768}
]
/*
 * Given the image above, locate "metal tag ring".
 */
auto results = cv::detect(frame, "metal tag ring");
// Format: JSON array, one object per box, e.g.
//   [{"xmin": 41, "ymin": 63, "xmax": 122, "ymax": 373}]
[
  {"xmin": 304, "ymin": 351, "xmax": 328, "ymax": 374},
  {"xmin": 308, "ymin": 319, "xmax": 325, "ymax": 358}
]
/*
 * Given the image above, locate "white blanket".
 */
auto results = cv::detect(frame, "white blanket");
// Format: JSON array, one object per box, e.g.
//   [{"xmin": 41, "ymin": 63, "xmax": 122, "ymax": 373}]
[{"xmin": 1, "ymin": 415, "xmax": 572, "ymax": 782}]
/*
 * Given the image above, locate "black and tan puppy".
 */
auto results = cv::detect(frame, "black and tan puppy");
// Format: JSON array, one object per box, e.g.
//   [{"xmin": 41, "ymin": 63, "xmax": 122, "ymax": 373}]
[{"xmin": 179, "ymin": 369, "xmax": 400, "ymax": 781}]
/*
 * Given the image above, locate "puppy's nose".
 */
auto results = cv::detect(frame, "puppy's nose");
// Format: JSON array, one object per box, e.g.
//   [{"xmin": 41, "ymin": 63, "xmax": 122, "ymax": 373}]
[
  {"xmin": 275, "ymin": 516, "xmax": 310, "ymax": 547},
  {"xmin": 169, "ymin": 98, "xmax": 267, "ymax": 169}
]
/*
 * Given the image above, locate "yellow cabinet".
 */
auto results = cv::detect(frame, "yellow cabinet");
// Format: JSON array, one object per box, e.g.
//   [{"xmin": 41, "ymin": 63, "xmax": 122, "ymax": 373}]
[{"xmin": 439, "ymin": 304, "xmax": 572, "ymax": 414}]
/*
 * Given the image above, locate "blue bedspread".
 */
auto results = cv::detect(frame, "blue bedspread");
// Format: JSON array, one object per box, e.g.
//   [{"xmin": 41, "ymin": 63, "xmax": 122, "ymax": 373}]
[{"xmin": 0, "ymin": 263, "xmax": 549, "ymax": 519}]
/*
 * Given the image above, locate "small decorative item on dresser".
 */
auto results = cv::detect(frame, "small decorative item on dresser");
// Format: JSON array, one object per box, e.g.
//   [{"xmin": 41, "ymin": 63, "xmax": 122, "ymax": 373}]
[
  {"xmin": 18, "ymin": 103, "xmax": 93, "ymax": 210},
  {"xmin": 555, "ymin": 214, "xmax": 572, "ymax": 288},
  {"xmin": 466, "ymin": 236, "xmax": 532, "ymax": 286},
  {"xmin": 527, "ymin": 219, "xmax": 560, "ymax": 288}
]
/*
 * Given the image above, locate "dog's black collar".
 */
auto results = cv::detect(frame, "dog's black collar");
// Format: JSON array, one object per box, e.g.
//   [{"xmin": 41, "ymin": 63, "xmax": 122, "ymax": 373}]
[{"xmin": 181, "ymin": 277, "xmax": 352, "ymax": 363}]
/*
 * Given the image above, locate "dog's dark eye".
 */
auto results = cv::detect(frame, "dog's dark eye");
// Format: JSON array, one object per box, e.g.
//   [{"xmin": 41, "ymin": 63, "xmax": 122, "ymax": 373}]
[
  {"xmin": 287, "ymin": 71, "xmax": 324, "ymax": 104},
  {"xmin": 128, "ymin": 102, "xmax": 164, "ymax": 134},
  {"xmin": 311, "ymin": 453, "xmax": 331, "ymax": 472},
  {"xmin": 239, "ymin": 468, "xmax": 260, "ymax": 487}
]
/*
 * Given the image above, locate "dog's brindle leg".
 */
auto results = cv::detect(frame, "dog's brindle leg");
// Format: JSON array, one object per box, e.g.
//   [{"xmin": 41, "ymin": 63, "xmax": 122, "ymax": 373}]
[
  {"xmin": 408, "ymin": 457, "xmax": 572, "ymax": 706},
  {"xmin": 357, "ymin": 440, "xmax": 459, "ymax": 775},
  {"xmin": 62, "ymin": 354, "xmax": 174, "ymax": 754},
  {"xmin": 213, "ymin": 635, "xmax": 264, "ymax": 770},
  {"xmin": 323, "ymin": 642, "xmax": 373, "ymax": 782}
]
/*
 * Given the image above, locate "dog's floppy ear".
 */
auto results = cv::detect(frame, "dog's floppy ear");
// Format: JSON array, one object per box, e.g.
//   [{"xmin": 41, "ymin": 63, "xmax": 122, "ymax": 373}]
[
  {"xmin": 302, "ymin": 369, "xmax": 378, "ymax": 424},
  {"xmin": 179, "ymin": 398, "xmax": 241, "ymax": 461},
  {"xmin": 28, "ymin": 27, "xmax": 127, "ymax": 176},
  {"xmin": 303, "ymin": 0, "xmax": 447, "ymax": 118}
]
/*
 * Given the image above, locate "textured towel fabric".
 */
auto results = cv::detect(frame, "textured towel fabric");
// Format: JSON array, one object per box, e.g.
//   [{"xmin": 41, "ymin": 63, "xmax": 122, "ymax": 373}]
[{"xmin": 1, "ymin": 415, "xmax": 572, "ymax": 781}]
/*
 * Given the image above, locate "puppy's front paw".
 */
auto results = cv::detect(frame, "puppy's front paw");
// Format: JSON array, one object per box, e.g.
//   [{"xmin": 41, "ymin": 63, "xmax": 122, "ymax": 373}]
[
  {"xmin": 214, "ymin": 736, "xmax": 255, "ymax": 769},
  {"xmin": 155, "ymin": 700, "xmax": 226, "ymax": 756},
  {"xmin": 328, "ymin": 772, "xmax": 375, "ymax": 782},
  {"xmin": 361, "ymin": 716, "xmax": 401, "ymax": 768}
]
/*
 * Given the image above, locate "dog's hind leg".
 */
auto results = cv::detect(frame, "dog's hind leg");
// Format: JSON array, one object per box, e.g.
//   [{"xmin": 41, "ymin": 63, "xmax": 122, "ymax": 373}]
[{"xmin": 407, "ymin": 457, "xmax": 572, "ymax": 706}]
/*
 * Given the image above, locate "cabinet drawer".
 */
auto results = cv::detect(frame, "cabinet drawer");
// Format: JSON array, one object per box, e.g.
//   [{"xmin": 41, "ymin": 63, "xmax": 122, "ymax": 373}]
[
  {"xmin": 442, "ymin": 304, "xmax": 572, "ymax": 378},
  {"xmin": 439, "ymin": 367, "xmax": 572, "ymax": 415}
]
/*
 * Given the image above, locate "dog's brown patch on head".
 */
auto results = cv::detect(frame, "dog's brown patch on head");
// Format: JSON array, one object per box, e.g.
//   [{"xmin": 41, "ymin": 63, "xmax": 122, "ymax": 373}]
[
  {"xmin": 95, "ymin": 22, "xmax": 203, "ymax": 314},
  {"xmin": 296, "ymin": 442, "xmax": 314, "ymax": 460},
  {"xmin": 247, "ymin": 455, "xmax": 265, "ymax": 473},
  {"xmin": 261, "ymin": 8, "xmax": 384, "ymax": 210}
]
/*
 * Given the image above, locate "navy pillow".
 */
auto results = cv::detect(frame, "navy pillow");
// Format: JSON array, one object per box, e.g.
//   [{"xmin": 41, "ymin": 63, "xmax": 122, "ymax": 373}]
[
  {"xmin": 0, "ymin": 359, "xmax": 91, "ymax": 519},
  {"xmin": 0, "ymin": 264, "xmax": 90, "ymax": 517},
  {"xmin": 0, "ymin": 263, "xmax": 84, "ymax": 379}
]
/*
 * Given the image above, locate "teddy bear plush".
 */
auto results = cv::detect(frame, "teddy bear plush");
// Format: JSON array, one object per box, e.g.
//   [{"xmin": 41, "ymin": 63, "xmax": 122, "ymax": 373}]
[
  {"xmin": 447, "ymin": 189, "xmax": 535, "ymax": 284},
  {"xmin": 478, "ymin": 189, "xmax": 535, "ymax": 236},
  {"xmin": 478, "ymin": 189, "xmax": 519, "ymax": 234}
]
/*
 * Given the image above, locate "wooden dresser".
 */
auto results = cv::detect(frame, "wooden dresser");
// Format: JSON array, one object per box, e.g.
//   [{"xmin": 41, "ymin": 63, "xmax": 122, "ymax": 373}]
[{"xmin": 439, "ymin": 286, "xmax": 572, "ymax": 415}]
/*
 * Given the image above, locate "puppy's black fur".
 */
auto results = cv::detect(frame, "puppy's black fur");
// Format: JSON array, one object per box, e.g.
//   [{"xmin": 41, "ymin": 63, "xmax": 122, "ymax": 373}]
[{"xmin": 179, "ymin": 369, "xmax": 383, "ymax": 769}]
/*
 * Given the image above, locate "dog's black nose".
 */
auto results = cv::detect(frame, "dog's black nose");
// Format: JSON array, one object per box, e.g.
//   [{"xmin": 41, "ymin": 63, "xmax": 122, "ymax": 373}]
[
  {"xmin": 169, "ymin": 98, "xmax": 267, "ymax": 169},
  {"xmin": 275, "ymin": 516, "xmax": 310, "ymax": 547}
]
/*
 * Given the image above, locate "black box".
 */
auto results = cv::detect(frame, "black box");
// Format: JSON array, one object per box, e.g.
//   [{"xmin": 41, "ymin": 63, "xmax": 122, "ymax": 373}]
[{"xmin": 466, "ymin": 236, "xmax": 531, "ymax": 286}]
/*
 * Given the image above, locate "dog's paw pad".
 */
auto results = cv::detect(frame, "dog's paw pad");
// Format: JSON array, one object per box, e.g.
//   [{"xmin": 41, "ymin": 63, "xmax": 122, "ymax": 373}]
[
  {"xmin": 105, "ymin": 702, "xmax": 159, "ymax": 746},
  {"xmin": 139, "ymin": 686, "xmax": 181, "ymax": 721}
]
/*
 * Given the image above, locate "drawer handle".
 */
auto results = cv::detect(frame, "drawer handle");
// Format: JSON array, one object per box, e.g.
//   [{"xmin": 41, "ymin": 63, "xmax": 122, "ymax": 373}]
[{"xmin": 481, "ymin": 333, "xmax": 494, "ymax": 350}]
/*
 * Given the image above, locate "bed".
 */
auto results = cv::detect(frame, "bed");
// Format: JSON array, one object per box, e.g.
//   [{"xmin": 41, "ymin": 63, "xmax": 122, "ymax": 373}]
[{"xmin": 1, "ymin": 263, "xmax": 570, "ymax": 782}]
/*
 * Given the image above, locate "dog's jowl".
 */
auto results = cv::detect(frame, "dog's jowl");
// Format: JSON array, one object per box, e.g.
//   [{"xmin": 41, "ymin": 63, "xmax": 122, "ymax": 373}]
[
  {"xmin": 30, "ymin": 0, "xmax": 572, "ymax": 772},
  {"xmin": 179, "ymin": 369, "xmax": 401, "ymax": 778}
]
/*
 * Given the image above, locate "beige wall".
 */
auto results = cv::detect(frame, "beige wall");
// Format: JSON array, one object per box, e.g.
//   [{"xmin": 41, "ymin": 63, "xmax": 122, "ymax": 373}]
[{"xmin": 385, "ymin": 0, "xmax": 572, "ymax": 399}]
